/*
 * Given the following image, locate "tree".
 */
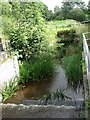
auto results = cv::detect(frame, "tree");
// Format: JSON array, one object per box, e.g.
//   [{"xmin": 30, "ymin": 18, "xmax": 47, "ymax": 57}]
[
  {"xmin": 39, "ymin": 3, "xmax": 53, "ymax": 21},
  {"xmin": 87, "ymin": 1, "xmax": 90, "ymax": 20},
  {"xmin": 75, "ymin": 1, "xmax": 86, "ymax": 11},
  {"xmin": 61, "ymin": 1, "xmax": 75, "ymax": 19},
  {"xmin": 54, "ymin": 6, "xmax": 60, "ymax": 13},
  {"xmin": 53, "ymin": 9, "xmax": 63, "ymax": 20},
  {"xmin": 69, "ymin": 8, "xmax": 86, "ymax": 22}
]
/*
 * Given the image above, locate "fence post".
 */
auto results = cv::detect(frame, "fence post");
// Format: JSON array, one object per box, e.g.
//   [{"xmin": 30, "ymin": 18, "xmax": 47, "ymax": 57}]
[{"xmin": 83, "ymin": 32, "xmax": 90, "ymax": 98}]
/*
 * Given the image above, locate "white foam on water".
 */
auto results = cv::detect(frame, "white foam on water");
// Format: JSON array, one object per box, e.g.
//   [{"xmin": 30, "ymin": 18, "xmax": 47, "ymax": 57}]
[{"xmin": 1, "ymin": 103, "xmax": 76, "ymax": 110}]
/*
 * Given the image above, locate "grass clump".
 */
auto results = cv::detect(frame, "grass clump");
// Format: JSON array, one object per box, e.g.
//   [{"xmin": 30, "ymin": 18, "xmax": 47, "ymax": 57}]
[
  {"xmin": 38, "ymin": 89, "xmax": 71, "ymax": 104},
  {"xmin": 62, "ymin": 54, "xmax": 83, "ymax": 88},
  {"xmin": 85, "ymin": 101, "xmax": 90, "ymax": 109},
  {"xmin": 1, "ymin": 79, "xmax": 18, "ymax": 101},
  {"xmin": 19, "ymin": 54, "xmax": 56, "ymax": 84}
]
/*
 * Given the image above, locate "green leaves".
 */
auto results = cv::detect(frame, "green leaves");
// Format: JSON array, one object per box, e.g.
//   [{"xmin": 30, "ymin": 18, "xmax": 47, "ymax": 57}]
[
  {"xmin": 1, "ymin": 79, "xmax": 18, "ymax": 101},
  {"xmin": 19, "ymin": 54, "xmax": 55, "ymax": 83},
  {"xmin": 2, "ymin": 2, "xmax": 47, "ymax": 60},
  {"xmin": 62, "ymin": 54, "xmax": 83, "ymax": 89}
]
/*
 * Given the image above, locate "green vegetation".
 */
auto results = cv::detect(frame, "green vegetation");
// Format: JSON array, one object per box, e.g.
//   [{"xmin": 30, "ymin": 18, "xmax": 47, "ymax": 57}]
[
  {"xmin": 38, "ymin": 89, "xmax": 71, "ymax": 103},
  {"xmin": 69, "ymin": 8, "xmax": 86, "ymax": 22},
  {"xmin": 85, "ymin": 101, "xmax": 90, "ymax": 109},
  {"xmin": 19, "ymin": 54, "xmax": 56, "ymax": 84},
  {"xmin": 51, "ymin": 20, "xmax": 84, "ymax": 89},
  {"xmin": 1, "ymin": 1, "xmax": 48, "ymax": 61},
  {"xmin": 1, "ymin": 79, "xmax": 18, "ymax": 101},
  {"xmin": 56, "ymin": 28, "xmax": 78, "ymax": 45},
  {"xmin": 62, "ymin": 54, "xmax": 83, "ymax": 88},
  {"xmin": 1, "ymin": 0, "xmax": 89, "ymax": 102},
  {"xmin": 51, "ymin": 1, "xmax": 89, "ymax": 22},
  {"xmin": 55, "ymin": 26, "xmax": 80, "ymax": 60}
]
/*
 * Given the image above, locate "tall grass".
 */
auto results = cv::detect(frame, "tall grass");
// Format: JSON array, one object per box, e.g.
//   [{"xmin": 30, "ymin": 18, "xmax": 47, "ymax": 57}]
[
  {"xmin": 1, "ymin": 79, "xmax": 18, "ymax": 101},
  {"xmin": 19, "ymin": 54, "xmax": 56, "ymax": 84},
  {"xmin": 62, "ymin": 54, "xmax": 83, "ymax": 88}
]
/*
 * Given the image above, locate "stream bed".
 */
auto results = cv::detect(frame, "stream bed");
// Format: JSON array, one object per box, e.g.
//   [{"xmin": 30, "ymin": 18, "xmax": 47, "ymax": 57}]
[
  {"xmin": 4, "ymin": 66, "xmax": 84, "ymax": 104},
  {"xmin": 1, "ymin": 66, "xmax": 85, "ymax": 118}
]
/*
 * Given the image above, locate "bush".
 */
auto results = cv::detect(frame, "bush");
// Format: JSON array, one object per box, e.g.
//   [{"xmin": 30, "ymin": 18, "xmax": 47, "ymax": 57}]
[
  {"xmin": 56, "ymin": 46, "xmax": 66, "ymax": 60},
  {"xmin": 57, "ymin": 28, "xmax": 78, "ymax": 44},
  {"xmin": 56, "ymin": 28, "xmax": 79, "ymax": 60},
  {"xmin": 69, "ymin": 8, "xmax": 86, "ymax": 22},
  {"xmin": 62, "ymin": 54, "xmax": 83, "ymax": 88},
  {"xmin": 66, "ymin": 45, "xmax": 82, "ymax": 56},
  {"xmin": 2, "ymin": 2, "xmax": 47, "ymax": 61},
  {"xmin": 19, "ymin": 54, "xmax": 56, "ymax": 84}
]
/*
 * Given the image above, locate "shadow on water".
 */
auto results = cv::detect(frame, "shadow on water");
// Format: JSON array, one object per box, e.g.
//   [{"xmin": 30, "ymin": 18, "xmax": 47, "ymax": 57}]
[{"xmin": 4, "ymin": 66, "xmax": 84, "ymax": 104}]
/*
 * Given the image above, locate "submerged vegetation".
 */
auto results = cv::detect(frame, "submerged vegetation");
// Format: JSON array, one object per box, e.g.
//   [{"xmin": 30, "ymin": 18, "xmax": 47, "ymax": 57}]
[{"xmin": 38, "ymin": 89, "xmax": 72, "ymax": 103}]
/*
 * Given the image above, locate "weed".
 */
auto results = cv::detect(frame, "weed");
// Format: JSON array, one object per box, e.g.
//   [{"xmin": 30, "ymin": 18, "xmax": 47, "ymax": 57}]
[
  {"xmin": 62, "ymin": 54, "xmax": 83, "ymax": 89},
  {"xmin": 1, "ymin": 78, "xmax": 18, "ymax": 101},
  {"xmin": 19, "ymin": 54, "xmax": 56, "ymax": 83},
  {"xmin": 38, "ymin": 89, "xmax": 71, "ymax": 103}
]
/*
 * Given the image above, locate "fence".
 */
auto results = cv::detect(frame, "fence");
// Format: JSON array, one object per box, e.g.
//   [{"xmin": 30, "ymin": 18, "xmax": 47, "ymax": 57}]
[
  {"xmin": 0, "ymin": 41, "xmax": 11, "ymax": 62},
  {"xmin": 83, "ymin": 32, "xmax": 90, "ymax": 95}
]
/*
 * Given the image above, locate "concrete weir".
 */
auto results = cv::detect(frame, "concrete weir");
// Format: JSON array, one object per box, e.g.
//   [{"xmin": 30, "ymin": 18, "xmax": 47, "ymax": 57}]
[
  {"xmin": 1, "ymin": 104, "xmax": 85, "ymax": 118},
  {"xmin": 0, "ymin": 63, "xmax": 86, "ymax": 118}
]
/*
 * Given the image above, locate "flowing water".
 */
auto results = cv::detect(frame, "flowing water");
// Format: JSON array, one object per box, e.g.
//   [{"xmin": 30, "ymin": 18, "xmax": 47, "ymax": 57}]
[
  {"xmin": 4, "ymin": 66, "xmax": 84, "ymax": 104},
  {"xmin": 1, "ymin": 66, "xmax": 85, "ymax": 118}
]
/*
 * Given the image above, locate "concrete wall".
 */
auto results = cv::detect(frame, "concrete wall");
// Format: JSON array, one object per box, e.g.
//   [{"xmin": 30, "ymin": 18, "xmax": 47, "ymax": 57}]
[{"xmin": 0, "ymin": 56, "xmax": 19, "ymax": 88}]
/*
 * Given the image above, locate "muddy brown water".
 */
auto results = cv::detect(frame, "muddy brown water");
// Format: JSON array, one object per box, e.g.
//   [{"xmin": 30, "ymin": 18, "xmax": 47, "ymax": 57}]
[{"xmin": 4, "ymin": 66, "xmax": 84, "ymax": 104}]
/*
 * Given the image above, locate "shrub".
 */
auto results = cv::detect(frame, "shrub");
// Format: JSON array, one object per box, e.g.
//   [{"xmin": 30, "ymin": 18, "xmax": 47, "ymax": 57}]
[
  {"xmin": 2, "ymin": 2, "xmax": 47, "ymax": 61},
  {"xmin": 62, "ymin": 54, "xmax": 83, "ymax": 88},
  {"xmin": 55, "ymin": 28, "xmax": 79, "ymax": 60},
  {"xmin": 69, "ymin": 8, "xmax": 86, "ymax": 22},
  {"xmin": 57, "ymin": 28, "xmax": 78, "ymax": 44},
  {"xmin": 19, "ymin": 54, "xmax": 56, "ymax": 84},
  {"xmin": 56, "ymin": 46, "xmax": 66, "ymax": 60}
]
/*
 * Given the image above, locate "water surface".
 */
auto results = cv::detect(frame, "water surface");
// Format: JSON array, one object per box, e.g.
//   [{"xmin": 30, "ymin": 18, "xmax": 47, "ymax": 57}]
[{"xmin": 4, "ymin": 66, "xmax": 84, "ymax": 104}]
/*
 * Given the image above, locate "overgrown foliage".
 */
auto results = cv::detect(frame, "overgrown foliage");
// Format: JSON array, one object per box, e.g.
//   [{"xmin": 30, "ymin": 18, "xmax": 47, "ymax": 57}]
[
  {"xmin": 1, "ymin": 1, "xmax": 48, "ymax": 60},
  {"xmin": 19, "ymin": 54, "xmax": 56, "ymax": 84},
  {"xmin": 57, "ymin": 28, "xmax": 78, "ymax": 44},
  {"xmin": 55, "ymin": 27, "xmax": 79, "ymax": 59},
  {"xmin": 62, "ymin": 54, "xmax": 83, "ymax": 89},
  {"xmin": 1, "ymin": 79, "xmax": 18, "ymax": 101},
  {"xmin": 85, "ymin": 101, "xmax": 90, "ymax": 109},
  {"xmin": 53, "ymin": 1, "xmax": 88, "ymax": 22}
]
